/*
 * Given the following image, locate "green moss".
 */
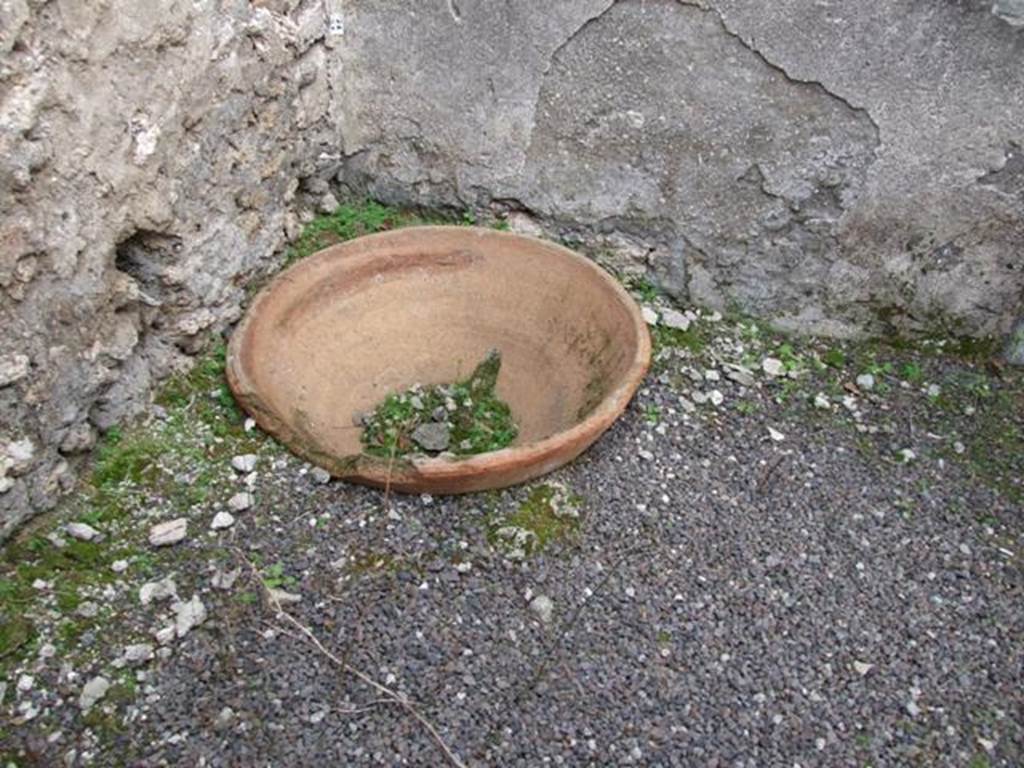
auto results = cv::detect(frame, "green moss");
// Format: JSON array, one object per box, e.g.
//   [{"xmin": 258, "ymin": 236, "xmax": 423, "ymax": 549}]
[
  {"xmin": 652, "ymin": 324, "xmax": 707, "ymax": 356},
  {"xmin": 361, "ymin": 350, "xmax": 519, "ymax": 458},
  {"xmin": 488, "ymin": 484, "xmax": 583, "ymax": 558},
  {"xmin": 285, "ymin": 200, "xmax": 454, "ymax": 265},
  {"xmin": 625, "ymin": 276, "xmax": 659, "ymax": 304}
]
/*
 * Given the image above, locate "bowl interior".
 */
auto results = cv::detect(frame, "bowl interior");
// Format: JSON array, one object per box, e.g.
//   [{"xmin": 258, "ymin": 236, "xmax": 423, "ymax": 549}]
[{"xmin": 233, "ymin": 227, "xmax": 644, "ymax": 462}]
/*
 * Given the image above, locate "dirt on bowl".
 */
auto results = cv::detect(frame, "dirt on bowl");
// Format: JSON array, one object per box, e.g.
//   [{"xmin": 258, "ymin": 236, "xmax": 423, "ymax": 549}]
[{"xmin": 227, "ymin": 226, "xmax": 651, "ymax": 494}]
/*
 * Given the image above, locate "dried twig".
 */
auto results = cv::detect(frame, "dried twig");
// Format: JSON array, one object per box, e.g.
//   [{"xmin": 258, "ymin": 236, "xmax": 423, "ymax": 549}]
[{"xmin": 237, "ymin": 551, "xmax": 466, "ymax": 768}]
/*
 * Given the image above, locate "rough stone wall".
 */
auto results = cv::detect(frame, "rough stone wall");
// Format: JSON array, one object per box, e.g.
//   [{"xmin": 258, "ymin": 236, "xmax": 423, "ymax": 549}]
[
  {"xmin": 2, "ymin": 0, "xmax": 1023, "ymax": 536},
  {"xmin": 0, "ymin": 0, "xmax": 342, "ymax": 536},
  {"xmin": 336, "ymin": 0, "xmax": 1024, "ymax": 339}
]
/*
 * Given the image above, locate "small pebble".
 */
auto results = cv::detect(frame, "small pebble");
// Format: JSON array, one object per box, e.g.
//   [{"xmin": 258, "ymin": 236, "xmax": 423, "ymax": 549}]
[
  {"xmin": 211, "ymin": 511, "xmax": 235, "ymax": 530},
  {"xmin": 66, "ymin": 522, "xmax": 99, "ymax": 541},
  {"xmin": 762, "ymin": 357, "xmax": 784, "ymax": 377},
  {"xmin": 227, "ymin": 492, "xmax": 254, "ymax": 512},
  {"xmin": 231, "ymin": 454, "xmax": 258, "ymax": 473},
  {"xmin": 529, "ymin": 594, "xmax": 554, "ymax": 625},
  {"xmin": 149, "ymin": 518, "xmax": 187, "ymax": 547}
]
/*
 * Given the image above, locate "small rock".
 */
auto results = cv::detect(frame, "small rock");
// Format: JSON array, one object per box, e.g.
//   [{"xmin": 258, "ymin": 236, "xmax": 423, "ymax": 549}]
[
  {"xmin": 660, "ymin": 308, "xmax": 690, "ymax": 331},
  {"xmin": 214, "ymin": 707, "xmax": 236, "ymax": 731},
  {"xmin": 123, "ymin": 644, "xmax": 155, "ymax": 665},
  {"xmin": 637, "ymin": 448, "xmax": 654, "ymax": 462},
  {"xmin": 762, "ymin": 357, "xmax": 784, "ymax": 377},
  {"xmin": 704, "ymin": 369, "xmax": 720, "ymax": 382},
  {"xmin": 977, "ymin": 736, "xmax": 997, "ymax": 753},
  {"xmin": 855, "ymin": 373, "xmax": 875, "ymax": 391},
  {"xmin": 244, "ymin": 417, "xmax": 256, "ymax": 432},
  {"xmin": 926, "ymin": 383, "xmax": 941, "ymax": 398},
  {"xmin": 267, "ymin": 587, "xmax": 302, "ymax": 605},
  {"xmin": 813, "ymin": 393, "xmax": 831, "ymax": 410},
  {"xmin": 149, "ymin": 518, "xmax": 187, "ymax": 547},
  {"xmin": 318, "ymin": 192, "xmax": 340, "ymax": 214},
  {"xmin": 529, "ymin": 594, "xmax": 554, "ymax": 625},
  {"xmin": 641, "ymin": 306, "xmax": 659, "ymax": 326},
  {"xmin": 411, "ymin": 422, "xmax": 450, "ymax": 452},
  {"xmin": 111, "ymin": 559, "xmax": 129, "ymax": 574},
  {"xmin": 897, "ymin": 448, "xmax": 916, "ymax": 463},
  {"xmin": 173, "ymin": 595, "xmax": 208, "ymax": 638},
  {"xmin": 708, "ymin": 389, "xmax": 724, "ymax": 406},
  {"xmin": 953, "ymin": 440, "xmax": 965, "ymax": 454},
  {"xmin": 66, "ymin": 522, "xmax": 100, "ymax": 541},
  {"xmin": 310, "ymin": 467, "xmax": 331, "ymax": 484},
  {"xmin": 76, "ymin": 602, "xmax": 99, "ymax": 619},
  {"xmin": 154, "ymin": 625, "xmax": 176, "ymax": 645},
  {"xmin": 211, "ymin": 567, "xmax": 241, "ymax": 590},
  {"xmin": 853, "ymin": 660, "xmax": 874, "ymax": 676},
  {"xmin": 17, "ymin": 674, "xmax": 34, "ymax": 693},
  {"xmin": 210, "ymin": 511, "xmax": 235, "ymax": 530},
  {"xmin": 139, "ymin": 577, "xmax": 178, "ymax": 606},
  {"xmin": 723, "ymin": 364, "xmax": 755, "ymax": 387},
  {"xmin": 38, "ymin": 643, "xmax": 56, "ymax": 659},
  {"xmin": 227, "ymin": 492, "xmax": 254, "ymax": 512},
  {"xmin": 905, "ymin": 700, "xmax": 921, "ymax": 717},
  {"xmin": 767, "ymin": 427, "xmax": 785, "ymax": 442},
  {"xmin": 79, "ymin": 676, "xmax": 110, "ymax": 711},
  {"xmin": 231, "ymin": 454, "xmax": 258, "ymax": 473},
  {"xmin": 454, "ymin": 561, "xmax": 473, "ymax": 574}
]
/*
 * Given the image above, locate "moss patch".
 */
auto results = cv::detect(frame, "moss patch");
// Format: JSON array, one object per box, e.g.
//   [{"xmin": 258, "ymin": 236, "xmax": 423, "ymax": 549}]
[
  {"xmin": 361, "ymin": 350, "xmax": 519, "ymax": 458},
  {"xmin": 489, "ymin": 483, "xmax": 583, "ymax": 559}
]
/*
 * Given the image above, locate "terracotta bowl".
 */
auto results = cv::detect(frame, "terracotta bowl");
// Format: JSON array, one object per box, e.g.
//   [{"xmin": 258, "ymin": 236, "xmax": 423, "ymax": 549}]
[{"xmin": 227, "ymin": 226, "xmax": 650, "ymax": 494}]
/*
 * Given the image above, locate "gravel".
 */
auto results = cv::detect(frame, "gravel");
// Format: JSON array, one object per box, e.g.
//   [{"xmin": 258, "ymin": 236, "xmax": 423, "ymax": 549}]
[{"xmin": 2, "ymin": 317, "xmax": 1022, "ymax": 768}]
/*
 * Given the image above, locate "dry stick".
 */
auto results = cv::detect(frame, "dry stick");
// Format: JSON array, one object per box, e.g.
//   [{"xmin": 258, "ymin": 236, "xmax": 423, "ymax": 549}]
[{"xmin": 238, "ymin": 552, "xmax": 467, "ymax": 768}]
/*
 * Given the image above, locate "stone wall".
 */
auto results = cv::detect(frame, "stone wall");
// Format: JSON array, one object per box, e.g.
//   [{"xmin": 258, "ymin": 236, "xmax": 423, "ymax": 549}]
[
  {"xmin": 1, "ymin": 0, "xmax": 1022, "ymax": 536},
  {"xmin": 336, "ymin": 0, "xmax": 1023, "ymax": 339},
  {"xmin": 0, "ymin": 0, "xmax": 342, "ymax": 536}
]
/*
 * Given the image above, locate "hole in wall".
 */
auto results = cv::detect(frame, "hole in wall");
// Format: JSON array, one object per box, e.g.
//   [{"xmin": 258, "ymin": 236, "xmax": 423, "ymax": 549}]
[{"xmin": 114, "ymin": 230, "xmax": 183, "ymax": 302}]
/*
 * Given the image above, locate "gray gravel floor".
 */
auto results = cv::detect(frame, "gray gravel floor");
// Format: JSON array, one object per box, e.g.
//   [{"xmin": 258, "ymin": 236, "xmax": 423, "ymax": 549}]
[
  {"xmin": 135, "ymin": 369, "xmax": 1022, "ymax": 767},
  {"xmin": 3, "ymin": 322, "xmax": 1022, "ymax": 768}
]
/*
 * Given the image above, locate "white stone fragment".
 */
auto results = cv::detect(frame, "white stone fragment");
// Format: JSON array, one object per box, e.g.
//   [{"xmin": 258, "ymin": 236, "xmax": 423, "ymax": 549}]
[
  {"xmin": 149, "ymin": 518, "xmax": 187, "ymax": 547},
  {"xmin": 139, "ymin": 577, "xmax": 178, "ymax": 606},
  {"xmin": 66, "ymin": 522, "xmax": 99, "ymax": 541},
  {"xmin": 210, "ymin": 511, "xmax": 235, "ymax": 530},
  {"xmin": 79, "ymin": 676, "xmax": 110, "ymax": 711},
  {"xmin": 761, "ymin": 357, "xmax": 784, "ymax": 377},
  {"xmin": 660, "ymin": 308, "xmax": 690, "ymax": 331},
  {"xmin": 231, "ymin": 454, "xmax": 258, "ymax": 473},
  {"xmin": 123, "ymin": 643, "xmax": 155, "ymax": 665},
  {"xmin": 173, "ymin": 595, "xmax": 208, "ymax": 638},
  {"xmin": 227, "ymin": 492, "xmax": 254, "ymax": 512},
  {"xmin": 529, "ymin": 594, "xmax": 554, "ymax": 625}
]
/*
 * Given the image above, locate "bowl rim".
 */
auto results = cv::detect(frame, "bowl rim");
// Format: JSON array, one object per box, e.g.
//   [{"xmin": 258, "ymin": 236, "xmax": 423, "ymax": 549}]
[{"xmin": 227, "ymin": 225, "xmax": 652, "ymax": 491}]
